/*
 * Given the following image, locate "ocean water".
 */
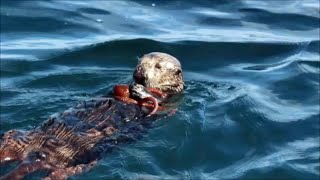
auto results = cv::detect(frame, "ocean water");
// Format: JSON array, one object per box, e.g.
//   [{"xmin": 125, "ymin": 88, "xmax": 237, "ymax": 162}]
[{"xmin": 0, "ymin": 0, "xmax": 319, "ymax": 179}]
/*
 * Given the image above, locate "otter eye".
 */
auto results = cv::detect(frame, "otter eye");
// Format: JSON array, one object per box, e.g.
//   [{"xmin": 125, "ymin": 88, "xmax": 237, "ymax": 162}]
[
  {"xmin": 155, "ymin": 63, "xmax": 161, "ymax": 69},
  {"xmin": 175, "ymin": 69, "xmax": 182, "ymax": 75}
]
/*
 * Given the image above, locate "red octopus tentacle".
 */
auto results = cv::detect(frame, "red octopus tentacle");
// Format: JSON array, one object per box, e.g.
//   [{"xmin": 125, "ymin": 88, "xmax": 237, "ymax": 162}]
[
  {"xmin": 139, "ymin": 102, "xmax": 166, "ymax": 111},
  {"xmin": 140, "ymin": 97, "xmax": 158, "ymax": 117},
  {"xmin": 114, "ymin": 96, "xmax": 138, "ymax": 104},
  {"xmin": 147, "ymin": 88, "xmax": 167, "ymax": 98}
]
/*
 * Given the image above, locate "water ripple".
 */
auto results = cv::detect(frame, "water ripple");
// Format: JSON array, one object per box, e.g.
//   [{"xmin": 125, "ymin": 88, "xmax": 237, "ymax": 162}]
[{"xmin": 1, "ymin": 0, "xmax": 319, "ymax": 179}]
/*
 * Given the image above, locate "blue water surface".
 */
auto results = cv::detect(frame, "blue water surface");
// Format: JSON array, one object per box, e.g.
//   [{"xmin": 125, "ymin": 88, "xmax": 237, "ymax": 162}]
[{"xmin": 0, "ymin": 0, "xmax": 319, "ymax": 179}]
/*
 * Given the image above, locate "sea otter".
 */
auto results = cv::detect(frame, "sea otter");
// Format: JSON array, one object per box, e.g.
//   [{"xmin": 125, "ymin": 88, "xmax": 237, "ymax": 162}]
[{"xmin": 0, "ymin": 52, "xmax": 184, "ymax": 180}]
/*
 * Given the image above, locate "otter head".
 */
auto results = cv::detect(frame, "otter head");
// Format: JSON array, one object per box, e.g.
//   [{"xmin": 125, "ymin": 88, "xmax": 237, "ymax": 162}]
[{"xmin": 133, "ymin": 52, "xmax": 184, "ymax": 95}]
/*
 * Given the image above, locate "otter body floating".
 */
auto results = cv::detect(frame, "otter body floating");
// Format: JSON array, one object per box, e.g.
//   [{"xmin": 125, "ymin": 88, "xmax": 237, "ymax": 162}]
[{"xmin": 0, "ymin": 52, "xmax": 184, "ymax": 180}]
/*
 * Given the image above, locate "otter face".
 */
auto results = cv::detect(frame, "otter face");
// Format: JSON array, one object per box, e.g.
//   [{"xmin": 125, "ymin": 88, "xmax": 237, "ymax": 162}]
[{"xmin": 133, "ymin": 52, "xmax": 184, "ymax": 94}]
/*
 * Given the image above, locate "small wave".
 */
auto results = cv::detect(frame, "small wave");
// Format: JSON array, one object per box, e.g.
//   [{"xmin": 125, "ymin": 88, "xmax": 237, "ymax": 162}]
[
  {"xmin": 1, "ymin": 0, "xmax": 319, "ymax": 179},
  {"xmin": 207, "ymin": 137, "xmax": 320, "ymax": 179}
]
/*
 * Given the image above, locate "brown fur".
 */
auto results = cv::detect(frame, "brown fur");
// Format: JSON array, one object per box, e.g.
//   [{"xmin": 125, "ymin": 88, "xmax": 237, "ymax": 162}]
[{"xmin": 0, "ymin": 52, "xmax": 183, "ymax": 180}]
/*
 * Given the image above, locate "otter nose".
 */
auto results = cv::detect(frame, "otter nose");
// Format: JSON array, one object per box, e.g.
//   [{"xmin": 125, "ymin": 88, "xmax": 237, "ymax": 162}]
[{"xmin": 133, "ymin": 68, "xmax": 145, "ymax": 84}]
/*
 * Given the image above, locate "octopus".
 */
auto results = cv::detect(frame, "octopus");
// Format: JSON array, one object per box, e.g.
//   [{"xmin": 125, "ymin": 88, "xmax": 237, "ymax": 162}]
[
  {"xmin": 0, "ymin": 52, "xmax": 184, "ymax": 180},
  {"xmin": 113, "ymin": 84, "xmax": 166, "ymax": 116}
]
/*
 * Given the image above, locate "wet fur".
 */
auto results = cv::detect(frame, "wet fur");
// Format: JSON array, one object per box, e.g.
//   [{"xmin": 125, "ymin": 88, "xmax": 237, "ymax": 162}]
[
  {"xmin": 0, "ymin": 52, "xmax": 184, "ymax": 179},
  {"xmin": 134, "ymin": 52, "xmax": 184, "ymax": 94}
]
